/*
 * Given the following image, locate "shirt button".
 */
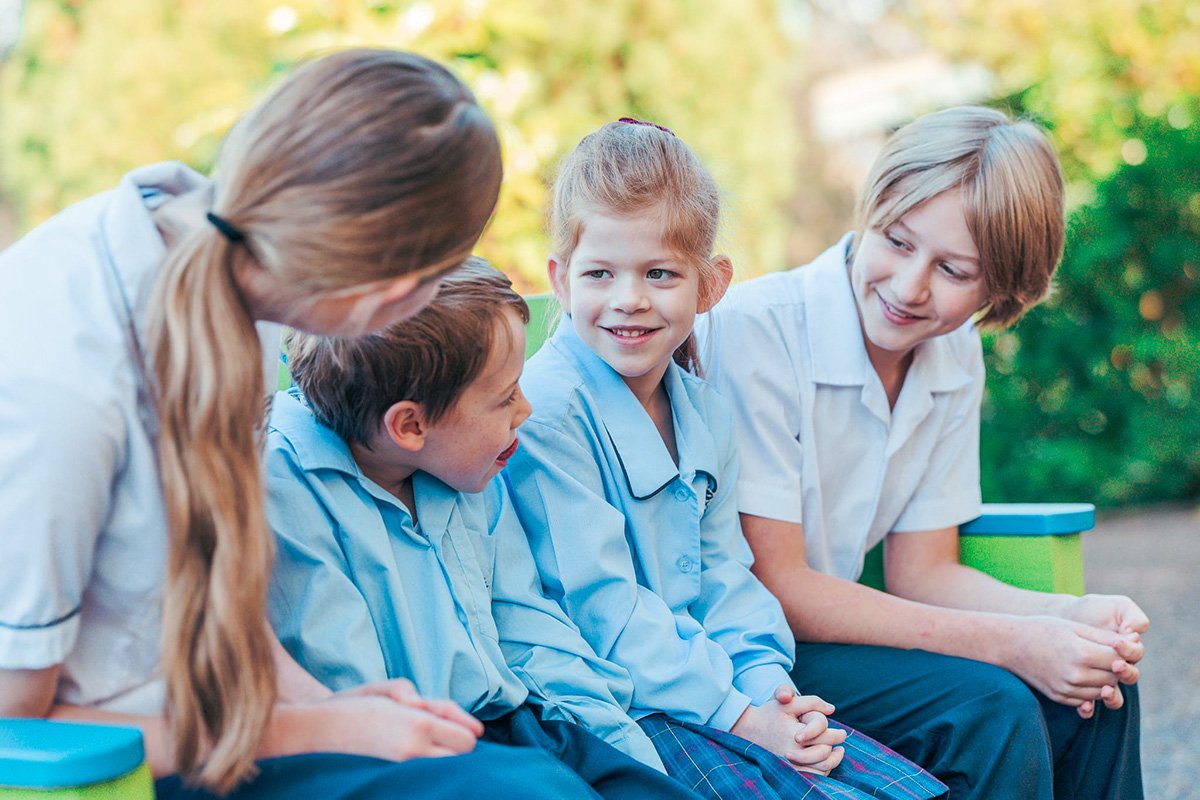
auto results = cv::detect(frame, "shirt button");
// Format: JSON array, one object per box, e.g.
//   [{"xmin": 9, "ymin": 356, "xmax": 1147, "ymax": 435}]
[
  {"xmin": 677, "ymin": 556, "xmax": 693, "ymax": 573},
  {"xmin": 673, "ymin": 488, "xmax": 689, "ymax": 502}
]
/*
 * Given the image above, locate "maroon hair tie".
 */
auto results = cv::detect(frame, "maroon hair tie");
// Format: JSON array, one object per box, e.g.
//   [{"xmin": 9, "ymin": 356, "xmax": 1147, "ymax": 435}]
[{"xmin": 617, "ymin": 117, "xmax": 675, "ymax": 136}]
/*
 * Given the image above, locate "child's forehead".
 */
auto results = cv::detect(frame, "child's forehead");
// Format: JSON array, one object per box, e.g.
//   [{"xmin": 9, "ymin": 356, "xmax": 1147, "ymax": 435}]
[
  {"xmin": 576, "ymin": 204, "xmax": 669, "ymax": 234},
  {"xmin": 470, "ymin": 309, "xmax": 526, "ymax": 384}
]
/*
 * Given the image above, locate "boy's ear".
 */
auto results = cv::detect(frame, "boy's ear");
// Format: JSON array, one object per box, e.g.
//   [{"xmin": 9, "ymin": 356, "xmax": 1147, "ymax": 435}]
[
  {"xmin": 547, "ymin": 255, "xmax": 569, "ymax": 306},
  {"xmin": 697, "ymin": 255, "xmax": 734, "ymax": 313},
  {"xmin": 381, "ymin": 401, "xmax": 428, "ymax": 452}
]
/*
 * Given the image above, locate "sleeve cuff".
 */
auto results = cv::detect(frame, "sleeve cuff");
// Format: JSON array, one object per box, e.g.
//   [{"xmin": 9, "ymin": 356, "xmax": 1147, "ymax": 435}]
[
  {"xmin": 609, "ymin": 719, "xmax": 667, "ymax": 773},
  {"xmin": 735, "ymin": 481, "xmax": 803, "ymax": 524},
  {"xmin": 707, "ymin": 687, "xmax": 753, "ymax": 732},
  {"xmin": 0, "ymin": 613, "xmax": 79, "ymax": 669},
  {"xmin": 893, "ymin": 492, "xmax": 982, "ymax": 533},
  {"xmin": 540, "ymin": 699, "xmax": 666, "ymax": 772},
  {"xmin": 733, "ymin": 663, "xmax": 794, "ymax": 707}
]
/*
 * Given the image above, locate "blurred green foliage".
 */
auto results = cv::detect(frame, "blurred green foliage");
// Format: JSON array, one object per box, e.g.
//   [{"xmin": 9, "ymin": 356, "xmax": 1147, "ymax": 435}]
[
  {"xmin": 913, "ymin": 0, "xmax": 1200, "ymax": 183},
  {"xmin": 3, "ymin": 0, "xmax": 1197, "ymax": 506},
  {"xmin": 0, "ymin": 0, "xmax": 795, "ymax": 291},
  {"xmin": 981, "ymin": 118, "xmax": 1200, "ymax": 505},
  {"xmin": 912, "ymin": 0, "xmax": 1200, "ymax": 505}
]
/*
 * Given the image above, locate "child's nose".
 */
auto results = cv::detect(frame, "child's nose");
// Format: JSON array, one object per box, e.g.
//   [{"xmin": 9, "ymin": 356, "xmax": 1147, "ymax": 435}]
[
  {"xmin": 892, "ymin": 262, "xmax": 931, "ymax": 305},
  {"xmin": 514, "ymin": 390, "xmax": 532, "ymax": 427},
  {"xmin": 610, "ymin": 277, "xmax": 649, "ymax": 312}
]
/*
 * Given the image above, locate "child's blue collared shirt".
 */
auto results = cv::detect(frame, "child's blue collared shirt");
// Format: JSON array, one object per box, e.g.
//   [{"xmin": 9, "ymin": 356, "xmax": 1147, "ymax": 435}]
[
  {"xmin": 266, "ymin": 389, "xmax": 661, "ymax": 769},
  {"xmin": 506, "ymin": 322, "xmax": 795, "ymax": 733}
]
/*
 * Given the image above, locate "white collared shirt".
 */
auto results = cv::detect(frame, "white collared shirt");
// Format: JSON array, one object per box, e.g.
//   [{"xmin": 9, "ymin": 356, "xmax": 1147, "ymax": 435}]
[
  {"xmin": 698, "ymin": 234, "xmax": 984, "ymax": 582},
  {"xmin": 0, "ymin": 163, "xmax": 281, "ymax": 714}
]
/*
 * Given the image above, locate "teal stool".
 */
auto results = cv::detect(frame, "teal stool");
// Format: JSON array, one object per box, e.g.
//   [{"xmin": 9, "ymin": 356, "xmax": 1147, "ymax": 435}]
[{"xmin": 0, "ymin": 719, "xmax": 152, "ymax": 799}]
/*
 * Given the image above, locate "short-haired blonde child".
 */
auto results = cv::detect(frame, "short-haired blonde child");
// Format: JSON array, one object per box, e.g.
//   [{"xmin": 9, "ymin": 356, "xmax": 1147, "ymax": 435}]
[
  {"xmin": 506, "ymin": 120, "xmax": 947, "ymax": 800},
  {"xmin": 701, "ymin": 105, "xmax": 1146, "ymax": 800}
]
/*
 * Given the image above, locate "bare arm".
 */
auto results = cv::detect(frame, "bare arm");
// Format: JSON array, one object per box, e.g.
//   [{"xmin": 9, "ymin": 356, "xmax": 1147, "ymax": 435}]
[
  {"xmin": 884, "ymin": 525, "xmax": 1077, "ymax": 615},
  {"xmin": 0, "ymin": 665, "xmax": 180, "ymax": 776},
  {"xmin": 888, "ymin": 527, "xmax": 1149, "ymax": 637},
  {"xmin": 743, "ymin": 513, "xmax": 1020, "ymax": 653},
  {"xmin": 741, "ymin": 513, "xmax": 1137, "ymax": 708},
  {"xmin": 272, "ymin": 635, "xmax": 334, "ymax": 703},
  {"xmin": 0, "ymin": 660, "xmax": 481, "ymax": 780}
]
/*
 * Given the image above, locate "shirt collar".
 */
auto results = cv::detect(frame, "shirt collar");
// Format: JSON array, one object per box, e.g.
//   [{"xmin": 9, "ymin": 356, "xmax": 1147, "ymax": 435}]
[
  {"xmin": 803, "ymin": 233, "xmax": 870, "ymax": 387},
  {"xmin": 270, "ymin": 389, "xmax": 460, "ymax": 543},
  {"xmin": 100, "ymin": 162, "xmax": 210, "ymax": 340},
  {"xmin": 803, "ymin": 232, "xmax": 974, "ymax": 395},
  {"xmin": 409, "ymin": 472, "xmax": 460, "ymax": 542},
  {"xmin": 270, "ymin": 389, "xmax": 364, "ymax": 475},
  {"xmin": 549, "ymin": 320, "xmax": 719, "ymax": 499}
]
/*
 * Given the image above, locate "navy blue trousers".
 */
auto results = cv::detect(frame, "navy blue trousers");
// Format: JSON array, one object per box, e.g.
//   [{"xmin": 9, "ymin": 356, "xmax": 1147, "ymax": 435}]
[
  {"xmin": 790, "ymin": 643, "xmax": 1143, "ymax": 800},
  {"xmin": 482, "ymin": 704, "xmax": 702, "ymax": 799},
  {"xmin": 154, "ymin": 741, "xmax": 591, "ymax": 799}
]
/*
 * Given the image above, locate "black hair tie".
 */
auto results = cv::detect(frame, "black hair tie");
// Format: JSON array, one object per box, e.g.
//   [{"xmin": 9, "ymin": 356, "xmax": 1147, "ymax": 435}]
[{"xmin": 206, "ymin": 211, "xmax": 245, "ymax": 243}]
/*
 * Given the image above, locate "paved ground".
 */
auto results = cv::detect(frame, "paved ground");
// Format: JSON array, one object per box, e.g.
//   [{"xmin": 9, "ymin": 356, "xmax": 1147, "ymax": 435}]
[{"xmin": 1082, "ymin": 504, "xmax": 1199, "ymax": 799}]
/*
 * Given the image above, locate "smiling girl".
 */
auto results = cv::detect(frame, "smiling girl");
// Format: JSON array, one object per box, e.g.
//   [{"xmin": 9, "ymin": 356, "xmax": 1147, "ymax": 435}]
[
  {"xmin": 700, "ymin": 105, "xmax": 1146, "ymax": 800},
  {"xmin": 505, "ymin": 119, "xmax": 946, "ymax": 800}
]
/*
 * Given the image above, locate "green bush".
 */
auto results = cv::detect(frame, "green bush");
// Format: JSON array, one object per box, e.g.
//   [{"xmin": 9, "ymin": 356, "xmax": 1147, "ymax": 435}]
[{"xmin": 980, "ymin": 115, "xmax": 1200, "ymax": 506}]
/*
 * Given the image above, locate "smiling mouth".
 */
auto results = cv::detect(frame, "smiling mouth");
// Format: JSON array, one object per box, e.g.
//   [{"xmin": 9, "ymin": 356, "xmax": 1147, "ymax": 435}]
[
  {"xmin": 603, "ymin": 326, "xmax": 658, "ymax": 340},
  {"xmin": 497, "ymin": 439, "xmax": 519, "ymax": 462},
  {"xmin": 878, "ymin": 295, "xmax": 923, "ymax": 321}
]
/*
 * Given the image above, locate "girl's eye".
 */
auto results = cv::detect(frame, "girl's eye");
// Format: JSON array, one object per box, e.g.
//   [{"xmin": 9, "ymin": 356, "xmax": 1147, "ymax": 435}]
[
  {"xmin": 885, "ymin": 233, "xmax": 907, "ymax": 250},
  {"xmin": 939, "ymin": 262, "xmax": 971, "ymax": 281},
  {"xmin": 582, "ymin": 269, "xmax": 610, "ymax": 280},
  {"xmin": 647, "ymin": 267, "xmax": 677, "ymax": 280},
  {"xmin": 501, "ymin": 388, "xmax": 521, "ymax": 407}
]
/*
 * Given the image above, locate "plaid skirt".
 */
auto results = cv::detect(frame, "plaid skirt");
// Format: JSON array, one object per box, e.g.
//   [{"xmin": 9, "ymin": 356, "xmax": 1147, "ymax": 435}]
[{"xmin": 638, "ymin": 714, "xmax": 947, "ymax": 800}]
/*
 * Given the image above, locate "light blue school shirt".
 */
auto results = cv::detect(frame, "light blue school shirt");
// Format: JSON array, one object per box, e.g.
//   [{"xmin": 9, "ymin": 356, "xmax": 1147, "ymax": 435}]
[
  {"xmin": 697, "ymin": 234, "xmax": 983, "ymax": 581},
  {"xmin": 265, "ymin": 389, "xmax": 662, "ymax": 769},
  {"xmin": 0, "ymin": 162, "xmax": 280, "ymax": 714},
  {"xmin": 505, "ymin": 322, "xmax": 795, "ymax": 733}
]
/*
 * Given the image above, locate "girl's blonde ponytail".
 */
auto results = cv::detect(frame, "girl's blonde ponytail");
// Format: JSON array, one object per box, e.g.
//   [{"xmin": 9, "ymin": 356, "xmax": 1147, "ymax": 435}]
[
  {"xmin": 151, "ymin": 228, "xmax": 276, "ymax": 791},
  {"xmin": 143, "ymin": 49, "xmax": 500, "ymax": 791}
]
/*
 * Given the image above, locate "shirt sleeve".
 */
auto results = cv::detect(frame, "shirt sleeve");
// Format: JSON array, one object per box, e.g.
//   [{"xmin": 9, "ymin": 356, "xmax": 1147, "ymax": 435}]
[
  {"xmin": 265, "ymin": 438, "xmax": 389, "ymax": 691},
  {"xmin": 892, "ymin": 338, "xmax": 985, "ymax": 533},
  {"xmin": 700, "ymin": 303, "xmax": 808, "ymax": 524},
  {"xmin": 506, "ymin": 414, "xmax": 753, "ymax": 732},
  {"xmin": 0, "ymin": 377, "xmax": 122, "ymax": 669},
  {"xmin": 691, "ymin": 421, "xmax": 796, "ymax": 706},
  {"xmin": 486, "ymin": 484, "xmax": 665, "ymax": 771}
]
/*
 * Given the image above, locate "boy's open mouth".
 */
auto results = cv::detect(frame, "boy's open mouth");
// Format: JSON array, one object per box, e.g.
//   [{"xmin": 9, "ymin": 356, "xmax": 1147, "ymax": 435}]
[{"xmin": 497, "ymin": 439, "xmax": 519, "ymax": 462}]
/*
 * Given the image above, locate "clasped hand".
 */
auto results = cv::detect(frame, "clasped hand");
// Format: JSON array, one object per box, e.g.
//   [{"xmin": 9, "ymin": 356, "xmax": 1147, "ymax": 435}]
[
  {"xmin": 730, "ymin": 684, "xmax": 846, "ymax": 776},
  {"xmin": 1012, "ymin": 593, "xmax": 1148, "ymax": 719}
]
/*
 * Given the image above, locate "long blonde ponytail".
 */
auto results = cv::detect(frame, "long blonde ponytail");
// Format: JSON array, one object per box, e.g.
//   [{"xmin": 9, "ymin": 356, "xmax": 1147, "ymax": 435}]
[
  {"xmin": 146, "ymin": 49, "xmax": 501, "ymax": 791},
  {"xmin": 151, "ymin": 229, "xmax": 274, "ymax": 791}
]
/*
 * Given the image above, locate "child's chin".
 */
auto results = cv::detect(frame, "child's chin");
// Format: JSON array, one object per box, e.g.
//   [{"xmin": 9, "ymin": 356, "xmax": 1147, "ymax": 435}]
[{"xmin": 467, "ymin": 472, "xmax": 499, "ymax": 494}]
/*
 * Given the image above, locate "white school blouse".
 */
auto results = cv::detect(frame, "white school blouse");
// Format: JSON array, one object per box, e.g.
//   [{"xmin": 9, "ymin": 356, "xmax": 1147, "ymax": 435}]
[
  {"xmin": 0, "ymin": 163, "xmax": 281, "ymax": 713},
  {"xmin": 698, "ymin": 234, "xmax": 984, "ymax": 582}
]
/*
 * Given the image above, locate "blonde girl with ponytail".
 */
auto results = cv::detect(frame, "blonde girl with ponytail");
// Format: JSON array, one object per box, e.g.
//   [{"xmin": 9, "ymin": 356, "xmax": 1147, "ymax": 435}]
[{"xmin": 0, "ymin": 49, "xmax": 587, "ymax": 799}]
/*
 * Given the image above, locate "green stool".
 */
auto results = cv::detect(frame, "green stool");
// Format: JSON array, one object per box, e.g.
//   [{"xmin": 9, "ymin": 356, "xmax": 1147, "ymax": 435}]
[
  {"xmin": 0, "ymin": 719, "xmax": 152, "ymax": 799},
  {"xmin": 859, "ymin": 502, "xmax": 1094, "ymax": 594}
]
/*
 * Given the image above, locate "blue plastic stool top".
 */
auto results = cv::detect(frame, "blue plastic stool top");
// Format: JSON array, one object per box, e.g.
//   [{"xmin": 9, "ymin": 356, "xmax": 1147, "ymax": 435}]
[
  {"xmin": 0, "ymin": 719, "xmax": 145, "ymax": 788},
  {"xmin": 960, "ymin": 502, "xmax": 1096, "ymax": 536}
]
